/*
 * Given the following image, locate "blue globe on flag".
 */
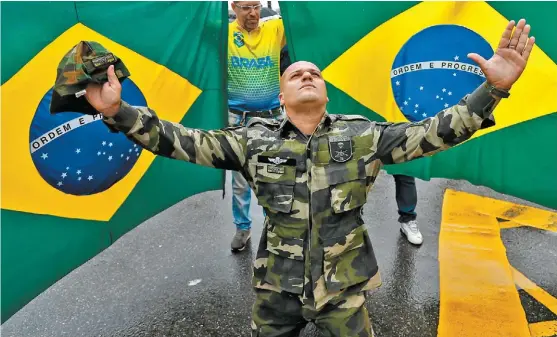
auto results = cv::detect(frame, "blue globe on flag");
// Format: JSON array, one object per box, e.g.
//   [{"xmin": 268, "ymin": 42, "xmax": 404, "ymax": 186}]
[
  {"xmin": 391, "ymin": 25, "xmax": 494, "ymax": 122},
  {"xmin": 29, "ymin": 79, "xmax": 147, "ymax": 196}
]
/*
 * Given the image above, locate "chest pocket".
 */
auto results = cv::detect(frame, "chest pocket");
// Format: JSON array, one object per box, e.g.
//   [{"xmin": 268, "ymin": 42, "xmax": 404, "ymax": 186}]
[
  {"xmin": 327, "ymin": 159, "xmax": 367, "ymax": 213},
  {"xmin": 251, "ymin": 162, "xmax": 296, "ymax": 213}
]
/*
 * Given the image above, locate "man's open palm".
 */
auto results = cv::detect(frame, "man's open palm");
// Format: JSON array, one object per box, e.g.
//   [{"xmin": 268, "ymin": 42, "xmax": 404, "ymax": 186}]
[{"xmin": 468, "ymin": 19, "xmax": 535, "ymax": 90}]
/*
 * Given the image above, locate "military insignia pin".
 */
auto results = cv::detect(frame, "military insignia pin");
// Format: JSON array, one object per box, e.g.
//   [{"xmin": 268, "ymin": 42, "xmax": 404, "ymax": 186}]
[{"xmin": 329, "ymin": 135, "xmax": 353, "ymax": 163}]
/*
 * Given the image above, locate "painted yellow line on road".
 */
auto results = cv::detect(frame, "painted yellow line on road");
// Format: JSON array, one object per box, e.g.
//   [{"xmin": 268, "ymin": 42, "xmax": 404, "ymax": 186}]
[
  {"xmin": 512, "ymin": 267, "xmax": 557, "ymax": 315},
  {"xmin": 438, "ymin": 189, "xmax": 531, "ymax": 337},
  {"xmin": 529, "ymin": 321, "xmax": 557, "ymax": 337},
  {"xmin": 469, "ymin": 192, "xmax": 557, "ymax": 232}
]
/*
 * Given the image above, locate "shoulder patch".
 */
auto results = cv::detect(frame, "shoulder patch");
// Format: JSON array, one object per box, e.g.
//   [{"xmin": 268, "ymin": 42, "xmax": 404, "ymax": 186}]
[
  {"xmin": 331, "ymin": 114, "xmax": 371, "ymax": 122},
  {"xmin": 223, "ymin": 125, "xmax": 244, "ymax": 131}
]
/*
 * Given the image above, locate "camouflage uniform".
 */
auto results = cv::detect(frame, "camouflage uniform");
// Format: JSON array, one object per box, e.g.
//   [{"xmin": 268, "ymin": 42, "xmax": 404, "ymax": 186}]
[{"xmin": 102, "ymin": 81, "xmax": 499, "ymax": 336}]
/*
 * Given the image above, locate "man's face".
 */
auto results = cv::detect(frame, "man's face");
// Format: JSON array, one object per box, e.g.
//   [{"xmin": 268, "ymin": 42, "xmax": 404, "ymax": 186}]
[
  {"xmin": 279, "ymin": 61, "xmax": 329, "ymax": 108},
  {"xmin": 232, "ymin": 1, "xmax": 261, "ymax": 31}
]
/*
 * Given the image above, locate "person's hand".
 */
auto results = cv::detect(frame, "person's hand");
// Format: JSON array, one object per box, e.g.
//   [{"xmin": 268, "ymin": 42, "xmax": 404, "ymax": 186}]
[
  {"xmin": 468, "ymin": 19, "xmax": 535, "ymax": 90},
  {"xmin": 85, "ymin": 65, "xmax": 122, "ymax": 117}
]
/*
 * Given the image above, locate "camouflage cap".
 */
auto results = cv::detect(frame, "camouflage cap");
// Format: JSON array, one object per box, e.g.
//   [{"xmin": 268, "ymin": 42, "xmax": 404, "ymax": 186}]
[{"xmin": 50, "ymin": 41, "xmax": 130, "ymax": 115}]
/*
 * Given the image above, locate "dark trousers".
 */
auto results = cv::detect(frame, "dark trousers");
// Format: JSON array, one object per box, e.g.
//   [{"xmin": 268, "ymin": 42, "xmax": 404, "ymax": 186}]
[{"xmin": 393, "ymin": 174, "xmax": 417, "ymax": 223}]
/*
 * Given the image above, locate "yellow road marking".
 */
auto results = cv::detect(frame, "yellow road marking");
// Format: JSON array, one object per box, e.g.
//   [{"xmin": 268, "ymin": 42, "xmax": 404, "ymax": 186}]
[
  {"xmin": 474, "ymin": 195, "xmax": 556, "ymax": 232},
  {"xmin": 438, "ymin": 189, "xmax": 557, "ymax": 336},
  {"xmin": 438, "ymin": 189, "xmax": 530, "ymax": 337},
  {"xmin": 512, "ymin": 267, "xmax": 557, "ymax": 315},
  {"xmin": 529, "ymin": 321, "xmax": 557, "ymax": 337}
]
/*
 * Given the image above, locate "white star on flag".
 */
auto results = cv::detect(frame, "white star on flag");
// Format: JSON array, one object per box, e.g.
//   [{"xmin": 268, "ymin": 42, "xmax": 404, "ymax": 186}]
[
  {"xmin": 414, "ymin": 110, "xmax": 417, "ymax": 113},
  {"xmin": 422, "ymin": 113, "xmax": 427, "ymax": 117},
  {"xmin": 444, "ymin": 103, "xmax": 449, "ymax": 108},
  {"xmin": 408, "ymin": 97, "xmax": 412, "ymax": 101},
  {"xmin": 453, "ymin": 73, "xmax": 457, "ymax": 76},
  {"xmin": 61, "ymin": 172, "xmax": 67, "ymax": 179},
  {"xmin": 77, "ymin": 170, "xmax": 81, "ymax": 175},
  {"xmin": 97, "ymin": 151, "xmax": 101, "ymax": 156},
  {"xmin": 442, "ymin": 88, "xmax": 446, "ymax": 92},
  {"xmin": 126, "ymin": 156, "xmax": 130, "ymax": 161},
  {"xmin": 404, "ymin": 101, "xmax": 408, "ymax": 106},
  {"xmin": 88, "ymin": 175, "xmax": 93, "ymax": 181},
  {"xmin": 78, "ymin": 177, "xmax": 82, "ymax": 181},
  {"xmin": 128, "ymin": 149, "xmax": 132, "ymax": 153},
  {"xmin": 448, "ymin": 91, "xmax": 452, "ymax": 96},
  {"xmin": 454, "ymin": 55, "xmax": 459, "ymax": 61},
  {"xmin": 121, "ymin": 154, "xmax": 124, "ymax": 158},
  {"xmin": 57, "ymin": 181, "xmax": 63, "ymax": 186},
  {"xmin": 41, "ymin": 153, "xmax": 48, "ymax": 160},
  {"xmin": 396, "ymin": 81, "xmax": 400, "ymax": 86},
  {"xmin": 75, "ymin": 148, "xmax": 81, "ymax": 154},
  {"xmin": 108, "ymin": 156, "xmax": 113, "ymax": 161},
  {"xmin": 103, "ymin": 152, "xmax": 106, "ymax": 155},
  {"xmin": 135, "ymin": 148, "xmax": 139, "ymax": 152},
  {"xmin": 66, "ymin": 166, "xmax": 70, "ymax": 170},
  {"xmin": 419, "ymin": 86, "xmax": 424, "ymax": 91},
  {"xmin": 415, "ymin": 104, "xmax": 419, "ymax": 108},
  {"xmin": 102, "ymin": 141, "xmax": 106, "ymax": 146},
  {"xmin": 436, "ymin": 95, "xmax": 439, "ymax": 99},
  {"xmin": 109, "ymin": 142, "xmax": 113, "ymax": 147}
]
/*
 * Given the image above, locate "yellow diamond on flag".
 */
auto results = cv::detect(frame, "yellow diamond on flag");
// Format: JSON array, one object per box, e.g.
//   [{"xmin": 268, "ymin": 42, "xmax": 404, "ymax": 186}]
[
  {"xmin": 1, "ymin": 23, "xmax": 202, "ymax": 221},
  {"xmin": 323, "ymin": 1, "xmax": 557, "ymax": 139}
]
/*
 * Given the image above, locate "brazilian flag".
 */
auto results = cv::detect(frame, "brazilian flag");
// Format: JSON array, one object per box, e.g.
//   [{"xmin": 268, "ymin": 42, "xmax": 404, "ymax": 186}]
[
  {"xmin": 281, "ymin": 1, "xmax": 557, "ymax": 209},
  {"xmin": 1, "ymin": 2, "xmax": 227, "ymax": 322}
]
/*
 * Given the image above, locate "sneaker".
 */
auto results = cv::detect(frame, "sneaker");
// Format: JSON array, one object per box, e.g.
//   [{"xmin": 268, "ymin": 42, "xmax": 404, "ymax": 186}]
[
  {"xmin": 231, "ymin": 229, "xmax": 251, "ymax": 252},
  {"xmin": 400, "ymin": 220, "xmax": 423, "ymax": 245}
]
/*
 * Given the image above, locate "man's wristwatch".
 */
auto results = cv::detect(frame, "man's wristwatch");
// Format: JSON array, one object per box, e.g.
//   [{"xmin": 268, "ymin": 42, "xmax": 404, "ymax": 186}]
[{"xmin": 485, "ymin": 82, "xmax": 510, "ymax": 98}]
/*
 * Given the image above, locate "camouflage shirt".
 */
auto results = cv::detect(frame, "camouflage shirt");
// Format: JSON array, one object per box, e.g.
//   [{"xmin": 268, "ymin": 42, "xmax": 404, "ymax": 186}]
[{"xmin": 103, "ymin": 83, "xmax": 498, "ymax": 310}]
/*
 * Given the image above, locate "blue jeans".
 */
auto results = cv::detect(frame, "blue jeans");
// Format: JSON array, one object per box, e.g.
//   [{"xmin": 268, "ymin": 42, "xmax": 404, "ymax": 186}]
[
  {"xmin": 228, "ymin": 110, "xmax": 281, "ymax": 230},
  {"xmin": 393, "ymin": 174, "xmax": 418, "ymax": 223}
]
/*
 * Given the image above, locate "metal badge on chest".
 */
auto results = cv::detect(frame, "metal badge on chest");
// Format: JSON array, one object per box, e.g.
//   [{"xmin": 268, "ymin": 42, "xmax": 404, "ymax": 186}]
[{"xmin": 329, "ymin": 135, "xmax": 353, "ymax": 163}]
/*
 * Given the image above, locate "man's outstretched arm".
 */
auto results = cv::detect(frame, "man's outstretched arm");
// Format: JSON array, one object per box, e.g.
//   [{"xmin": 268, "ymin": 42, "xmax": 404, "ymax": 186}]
[
  {"xmin": 103, "ymin": 101, "xmax": 246, "ymax": 171},
  {"xmin": 86, "ymin": 65, "xmax": 246, "ymax": 171}
]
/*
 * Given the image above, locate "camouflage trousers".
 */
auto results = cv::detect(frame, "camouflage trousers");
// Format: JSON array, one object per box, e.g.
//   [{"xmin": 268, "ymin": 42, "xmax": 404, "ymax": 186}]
[{"xmin": 251, "ymin": 289, "xmax": 375, "ymax": 337}]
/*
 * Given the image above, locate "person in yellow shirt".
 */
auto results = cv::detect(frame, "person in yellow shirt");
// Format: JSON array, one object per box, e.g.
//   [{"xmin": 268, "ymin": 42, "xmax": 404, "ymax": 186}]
[{"xmin": 227, "ymin": 1, "xmax": 286, "ymax": 252}]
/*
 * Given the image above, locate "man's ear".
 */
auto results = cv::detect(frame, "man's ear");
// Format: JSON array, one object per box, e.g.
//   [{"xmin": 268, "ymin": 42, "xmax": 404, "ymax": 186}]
[{"xmin": 279, "ymin": 92, "xmax": 285, "ymax": 106}]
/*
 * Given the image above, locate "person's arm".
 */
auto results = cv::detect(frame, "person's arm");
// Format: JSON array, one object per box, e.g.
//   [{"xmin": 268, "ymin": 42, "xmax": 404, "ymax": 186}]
[
  {"xmin": 279, "ymin": 19, "xmax": 286, "ymax": 49},
  {"xmin": 265, "ymin": 15, "xmax": 286, "ymax": 48},
  {"xmin": 102, "ymin": 102, "xmax": 246, "ymax": 170},
  {"xmin": 374, "ymin": 82, "xmax": 498, "ymax": 164},
  {"xmin": 85, "ymin": 66, "xmax": 246, "ymax": 171}
]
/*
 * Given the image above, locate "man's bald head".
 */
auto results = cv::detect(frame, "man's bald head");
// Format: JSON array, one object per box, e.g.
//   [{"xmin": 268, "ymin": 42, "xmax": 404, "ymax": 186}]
[
  {"xmin": 280, "ymin": 61, "xmax": 321, "ymax": 89},
  {"xmin": 279, "ymin": 61, "xmax": 328, "ymax": 111}
]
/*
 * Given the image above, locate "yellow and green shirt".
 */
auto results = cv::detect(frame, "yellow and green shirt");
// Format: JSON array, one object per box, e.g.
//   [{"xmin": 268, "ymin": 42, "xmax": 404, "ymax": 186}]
[{"xmin": 228, "ymin": 16, "xmax": 285, "ymax": 111}]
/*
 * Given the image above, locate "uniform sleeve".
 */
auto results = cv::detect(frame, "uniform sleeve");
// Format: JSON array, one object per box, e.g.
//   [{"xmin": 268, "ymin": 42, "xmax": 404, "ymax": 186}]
[
  {"xmin": 374, "ymin": 81, "xmax": 500, "ymax": 165},
  {"xmin": 102, "ymin": 100, "xmax": 247, "ymax": 171}
]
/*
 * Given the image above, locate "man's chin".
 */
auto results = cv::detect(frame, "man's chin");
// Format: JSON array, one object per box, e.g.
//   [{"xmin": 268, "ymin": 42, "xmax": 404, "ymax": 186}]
[{"xmin": 297, "ymin": 93, "xmax": 319, "ymax": 103}]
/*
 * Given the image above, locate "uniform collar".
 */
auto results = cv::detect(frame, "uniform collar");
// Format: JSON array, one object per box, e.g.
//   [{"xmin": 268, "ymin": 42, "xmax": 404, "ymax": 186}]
[{"xmin": 278, "ymin": 110, "xmax": 333, "ymax": 137}]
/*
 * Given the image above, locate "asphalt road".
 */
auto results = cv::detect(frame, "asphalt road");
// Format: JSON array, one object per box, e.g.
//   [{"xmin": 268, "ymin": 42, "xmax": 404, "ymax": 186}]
[{"xmin": 3, "ymin": 170, "xmax": 556, "ymax": 337}]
